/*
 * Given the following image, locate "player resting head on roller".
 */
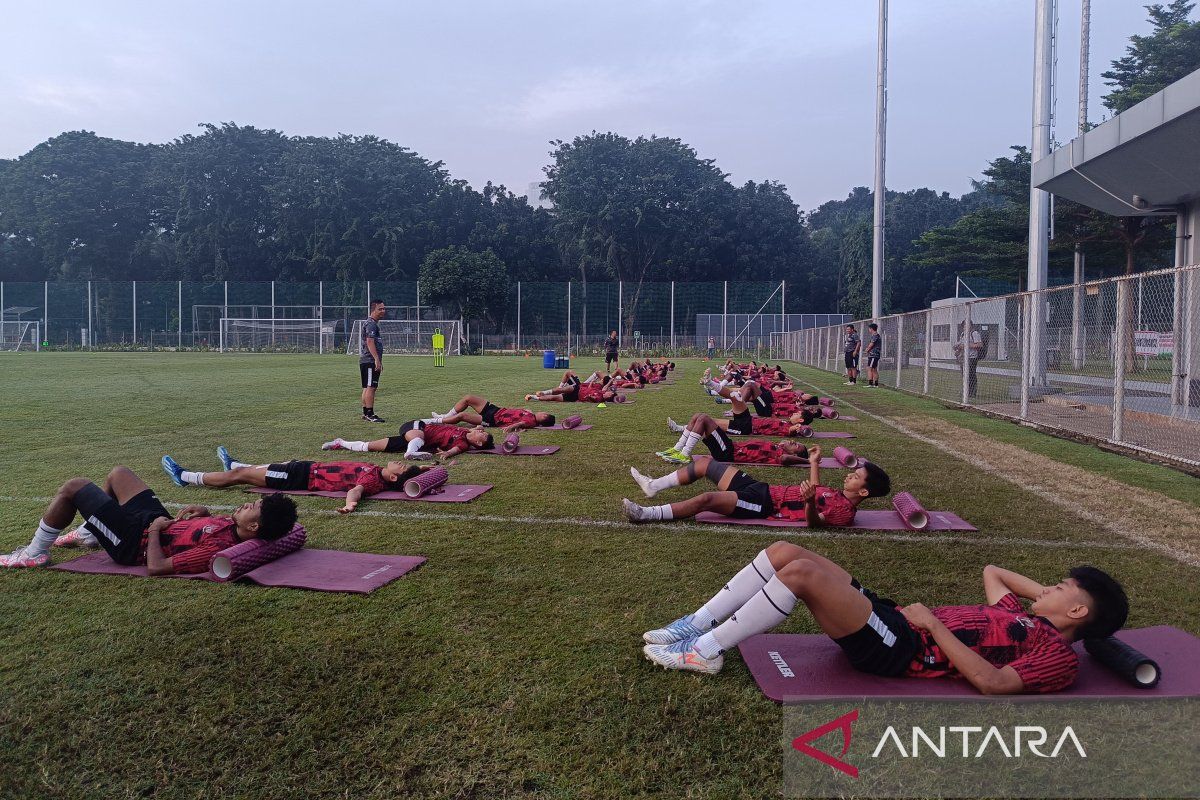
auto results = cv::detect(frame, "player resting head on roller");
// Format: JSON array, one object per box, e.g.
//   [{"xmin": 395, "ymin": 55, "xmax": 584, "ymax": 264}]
[
  {"xmin": 624, "ymin": 444, "xmax": 889, "ymax": 528},
  {"xmin": 162, "ymin": 447, "xmax": 429, "ymax": 514},
  {"xmin": 323, "ymin": 421, "xmax": 493, "ymax": 464},
  {"xmin": 639, "ymin": 544, "xmax": 1128, "ymax": 695},
  {"xmin": 0, "ymin": 465, "xmax": 298, "ymax": 573},
  {"xmin": 427, "ymin": 394, "xmax": 555, "ymax": 433}
]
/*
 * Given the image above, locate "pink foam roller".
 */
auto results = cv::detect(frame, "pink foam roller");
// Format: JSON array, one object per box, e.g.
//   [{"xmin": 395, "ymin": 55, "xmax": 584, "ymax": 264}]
[
  {"xmin": 892, "ymin": 492, "xmax": 929, "ymax": 530},
  {"xmin": 614, "ymin": 393, "xmax": 628, "ymax": 404},
  {"xmin": 798, "ymin": 425, "xmax": 813, "ymax": 438},
  {"xmin": 819, "ymin": 398, "xmax": 834, "ymax": 407},
  {"xmin": 209, "ymin": 524, "xmax": 307, "ymax": 581},
  {"xmin": 503, "ymin": 433, "xmax": 521, "ymax": 453},
  {"xmin": 833, "ymin": 446, "xmax": 859, "ymax": 468},
  {"xmin": 820, "ymin": 407, "xmax": 839, "ymax": 419},
  {"xmin": 404, "ymin": 466, "xmax": 449, "ymax": 498},
  {"xmin": 563, "ymin": 414, "xmax": 583, "ymax": 429}
]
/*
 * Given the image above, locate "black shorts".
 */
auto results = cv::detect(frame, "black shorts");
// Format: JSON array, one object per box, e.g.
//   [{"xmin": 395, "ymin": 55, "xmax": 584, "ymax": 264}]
[
  {"xmin": 605, "ymin": 351, "xmax": 618, "ymax": 365},
  {"xmin": 75, "ymin": 484, "xmax": 170, "ymax": 566},
  {"xmin": 480, "ymin": 402, "xmax": 501, "ymax": 427},
  {"xmin": 844, "ymin": 353, "xmax": 859, "ymax": 369},
  {"xmin": 703, "ymin": 428, "xmax": 736, "ymax": 461},
  {"xmin": 561, "ymin": 386, "xmax": 579, "ymax": 403},
  {"xmin": 865, "ymin": 355, "xmax": 880, "ymax": 369},
  {"xmin": 264, "ymin": 461, "xmax": 313, "ymax": 491},
  {"xmin": 832, "ymin": 591, "xmax": 921, "ymax": 677},
  {"xmin": 727, "ymin": 410, "xmax": 753, "ymax": 436},
  {"xmin": 385, "ymin": 420, "xmax": 426, "ymax": 452},
  {"xmin": 360, "ymin": 362, "xmax": 381, "ymax": 388},
  {"xmin": 751, "ymin": 394, "xmax": 772, "ymax": 418},
  {"xmin": 725, "ymin": 470, "xmax": 774, "ymax": 519}
]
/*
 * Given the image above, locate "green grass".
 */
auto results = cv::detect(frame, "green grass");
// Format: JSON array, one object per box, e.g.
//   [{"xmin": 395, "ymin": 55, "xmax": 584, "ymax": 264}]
[{"xmin": 0, "ymin": 354, "xmax": 1196, "ymax": 799}]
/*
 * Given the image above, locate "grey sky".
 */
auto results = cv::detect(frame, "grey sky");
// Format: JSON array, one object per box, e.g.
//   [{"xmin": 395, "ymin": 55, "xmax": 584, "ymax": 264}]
[{"xmin": 0, "ymin": 1, "xmax": 1158, "ymax": 211}]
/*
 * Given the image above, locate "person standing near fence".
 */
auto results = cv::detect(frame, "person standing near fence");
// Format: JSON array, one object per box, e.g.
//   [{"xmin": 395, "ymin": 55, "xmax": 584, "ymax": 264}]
[
  {"xmin": 706, "ymin": 335, "xmax": 716, "ymax": 361},
  {"xmin": 842, "ymin": 325, "xmax": 860, "ymax": 386},
  {"xmin": 864, "ymin": 323, "xmax": 882, "ymax": 388},
  {"xmin": 360, "ymin": 300, "xmax": 387, "ymax": 422},
  {"xmin": 953, "ymin": 321, "xmax": 983, "ymax": 399},
  {"xmin": 604, "ymin": 330, "xmax": 619, "ymax": 372}
]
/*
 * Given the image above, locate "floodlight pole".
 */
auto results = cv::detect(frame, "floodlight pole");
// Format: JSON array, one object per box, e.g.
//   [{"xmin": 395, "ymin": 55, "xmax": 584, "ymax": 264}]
[
  {"xmin": 1027, "ymin": 0, "xmax": 1056, "ymax": 387},
  {"xmin": 1071, "ymin": 0, "xmax": 1090, "ymax": 369},
  {"xmin": 871, "ymin": 0, "xmax": 888, "ymax": 322}
]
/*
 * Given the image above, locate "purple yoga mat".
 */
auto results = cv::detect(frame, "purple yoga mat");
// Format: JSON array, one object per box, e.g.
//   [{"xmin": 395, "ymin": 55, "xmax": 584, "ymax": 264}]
[
  {"xmin": 50, "ymin": 549, "xmax": 426, "ymax": 594},
  {"xmin": 246, "ymin": 485, "xmax": 492, "ymax": 502},
  {"xmin": 740, "ymin": 626, "xmax": 1200, "ymax": 702},
  {"xmin": 693, "ymin": 509, "xmax": 977, "ymax": 531},
  {"xmin": 722, "ymin": 411, "xmax": 859, "ymax": 423},
  {"xmin": 475, "ymin": 444, "xmax": 560, "ymax": 455},
  {"xmin": 544, "ymin": 423, "xmax": 593, "ymax": 431},
  {"xmin": 732, "ymin": 458, "xmax": 846, "ymax": 469}
]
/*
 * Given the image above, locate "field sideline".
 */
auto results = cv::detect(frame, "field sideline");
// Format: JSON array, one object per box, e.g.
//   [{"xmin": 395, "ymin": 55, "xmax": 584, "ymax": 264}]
[{"xmin": 1, "ymin": 353, "xmax": 1197, "ymax": 799}]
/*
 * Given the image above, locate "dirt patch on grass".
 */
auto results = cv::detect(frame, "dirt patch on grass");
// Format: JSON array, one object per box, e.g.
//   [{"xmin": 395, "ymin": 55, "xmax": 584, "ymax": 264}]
[{"xmin": 896, "ymin": 415, "xmax": 1200, "ymax": 568}]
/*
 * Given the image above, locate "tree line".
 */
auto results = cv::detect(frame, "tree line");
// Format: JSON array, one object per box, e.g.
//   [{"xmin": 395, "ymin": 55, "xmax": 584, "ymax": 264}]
[{"xmin": 1, "ymin": 2, "xmax": 1196, "ymax": 323}]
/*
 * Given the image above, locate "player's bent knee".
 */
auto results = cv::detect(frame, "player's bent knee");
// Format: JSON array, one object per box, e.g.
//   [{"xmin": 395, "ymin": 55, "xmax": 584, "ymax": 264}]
[
  {"xmin": 60, "ymin": 477, "xmax": 92, "ymax": 497},
  {"xmin": 776, "ymin": 558, "xmax": 823, "ymax": 592}
]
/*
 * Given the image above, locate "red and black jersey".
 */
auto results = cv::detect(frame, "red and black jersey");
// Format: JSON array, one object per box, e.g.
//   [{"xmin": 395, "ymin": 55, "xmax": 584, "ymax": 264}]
[
  {"xmin": 750, "ymin": 417, "xmax": 793, "ymax": 436},
  {"xmin": 906, "ymin": 593, "xmax": 1079, "ymax": 692},
  {"xmin": 424, "ymin": 422, "xmax": 471, "ymax": 452},
  {"xmin": 308, "ymin": 461, "xmax": 389, "ymax": 496},
  {"xmin": 493, "ymin": 407, "xmax": 537, "ymax": 428},
  {"xmin": 140, "ymin": 516, "xmax": 240, "ymax": 575},
  {"xmin": 578, "ymin": 384, "xmax": 607, "ymax": 403},
  {"xmin": 732, "ymin": 440, "xmax": 786, "ymax": 465},
  {"xmin": 768, "ymin": 484, "xmax": 856, "ymax": 525}
]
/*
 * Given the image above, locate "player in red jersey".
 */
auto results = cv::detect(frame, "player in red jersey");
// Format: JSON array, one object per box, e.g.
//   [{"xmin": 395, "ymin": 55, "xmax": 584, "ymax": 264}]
[
  {"xmin": 428, "ymin": 395, "xmax": 556, "ymax": 433},
  {"xmin": 641, "ymin": 547, "xmax": 1128, "ymax": 693},
  {"xmin": 625, "ymin": 444, "xmax": 889, "ymax": 529},
  {"xmin": 656, "ymin": 411, "xmax": 812, "ymax": 465},
  {"xmin": 526, "ymin": 370, "xmax": 620, "ymax": 403},
  {"xmin": 0, "ymin": 465, "xmax": 297, "ymax": 572},
  {"xmin": 322, "ymin": 420, "xmax": 493, "ymax": 464},
  {"xmin": 161, "ymin": 447, "xmax": 432, "ymax": 514}
]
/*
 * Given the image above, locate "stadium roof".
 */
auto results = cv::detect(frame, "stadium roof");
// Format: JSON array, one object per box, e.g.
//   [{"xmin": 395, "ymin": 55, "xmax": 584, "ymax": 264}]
[{"xmin": 1033, "ymin": 67, "xmax": 1200, "ymax": 217}]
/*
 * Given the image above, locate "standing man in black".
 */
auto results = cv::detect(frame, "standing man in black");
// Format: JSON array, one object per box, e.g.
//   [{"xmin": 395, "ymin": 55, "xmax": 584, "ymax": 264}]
[
  {"xmin": 360, "ymin": 300, "xmax": 387, "ymax": 422},
  {"xmin": 864, "ymin": 322, "xmax": 883, "ymax": 387},
  {"xmin": 842, "ymin": 324, "xmax": 860, "ymax": 386},
  {"xmin": 604, "ymin": 329, "xmax": 619, "ymax": 373},
  {"xmin": 953, "ymin": 321, "xmax": 984, "ymax": 399}
]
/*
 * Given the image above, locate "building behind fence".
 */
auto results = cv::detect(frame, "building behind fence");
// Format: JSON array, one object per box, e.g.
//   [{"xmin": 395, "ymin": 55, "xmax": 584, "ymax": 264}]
[{"xmin": 771, "ymin": 264, "xmax": 1200, "ymax": 469}]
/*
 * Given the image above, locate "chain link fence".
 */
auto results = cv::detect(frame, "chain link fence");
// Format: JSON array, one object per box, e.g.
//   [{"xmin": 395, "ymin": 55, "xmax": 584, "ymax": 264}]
[{"xmin": 773, "ymin": 264, "xmax": 1200, "ymax": 469}]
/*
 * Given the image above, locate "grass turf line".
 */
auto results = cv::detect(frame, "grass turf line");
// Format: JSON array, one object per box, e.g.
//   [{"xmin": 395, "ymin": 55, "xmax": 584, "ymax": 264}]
[{"xmin": 0, "ymin": 353, "xmax": 1196, "ymax": 799}]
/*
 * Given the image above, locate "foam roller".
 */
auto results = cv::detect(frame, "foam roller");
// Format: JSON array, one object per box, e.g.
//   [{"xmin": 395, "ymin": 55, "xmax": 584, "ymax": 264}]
[
  {"xmin": 614, "ymin": 393, "xmax": 628, "ymax": 404},
  {"xmin": 833, "ymin": 446, "xmax": 859, "ymax": 468},
  {"xmin": 404, "ymin": 466, "xmax": 449, "ymax": 498},
  {"xmin": 502, "ymin": 433, "xmax": 521, "ymax": 453},
  {"xmin": 892, "ymin": 492, "xmax": 929, "ymax": 530},
  {"xmin": 820, "ymin": 407, "xmax": 840, "ymax": 420},
  {"xmin": 1084, "ymin": 636, "xmax": 1162, "ymax": 688},
  {"xmin": 797, "ymin": 425, "xmax": 813, "ymax": 438},
  {"xmin": 209, "ymin": 525, "xmax": 307, "ymax": 581},
  {"xmin": 562, "ymin": 414, "xmax": 583, "ymax": 429},
  {"xmin": 819, "ymin": 398, "xmax": 834, "ymax": 407}
]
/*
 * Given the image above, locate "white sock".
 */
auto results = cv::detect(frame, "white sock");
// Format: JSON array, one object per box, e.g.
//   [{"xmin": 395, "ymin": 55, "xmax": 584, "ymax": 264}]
[
  {"xmin": 692, "ymin": 549, "xmax": 776, "ymax": 628},
  {"xmin": 405, "ymin": 438, "xmax": 425, "ymax": 457},
  {"xmin": 696, "ymin": 576, "xmax": 797, "ymax": 657},
  {"xmin": 678, "ymin": 430, "xmax": 702, "ymax": 456},
  {"xmin": 341, "ymin": 440, "xmax": 369, "ymax": 452},
  {"xmin": 672, "ymin": 431, "xmax": 690, "ymax": 451},
  {"xmin": 647, "ymin": 472, "xmax": 681, "ymax": 494},
  {"xmin": 420, "ymin": 417, "xmax": 440, "ymax": 424},
  {"xmin": 229, "ymin": 459, "xmax": 250, "ymax": 469},
  {"xmin": 667, "ymin": 417, "xmax": 684, "ymax": 433},
  {"xmin": 641, "ymin": 504, "xmax": 674, "ymax": 521},
  {"xmin": 26, "ymin": 519, "xmax": 63, "ymax": 557},
  {"xmin": 180, "ymin": 471, "xmax": 206, "ymax": 486}
]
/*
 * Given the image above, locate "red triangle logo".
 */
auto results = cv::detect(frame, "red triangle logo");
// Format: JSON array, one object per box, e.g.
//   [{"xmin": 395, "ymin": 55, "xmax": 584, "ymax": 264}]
[{"xmin": 791, "ymin": 708, "xmax": 859, "ymax": 778}]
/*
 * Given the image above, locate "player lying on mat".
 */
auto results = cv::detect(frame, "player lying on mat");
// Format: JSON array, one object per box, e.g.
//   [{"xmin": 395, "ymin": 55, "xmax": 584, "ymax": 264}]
[
  {"xmin": 322, "ymin": 421, "xmax": 493, "ymax": 463},
  {"xmin": 624, "ymin": 446, "xmax": 889, "ymax": 526},
  {"xmin": 657, "ymin": 415, "xmax": 811, "ymax": 466},
  {"xmin": 527, "ymin": 371, "xmax": 618, "ymax": 403},
  {"xmin": 0, "ymin": 465, "xmax": 298, "ymax": 571},
  {"xmin": 427, "ymin": 395, "xmax": 555, "ymax": 432},
  {"xmin": 640, "ymin": 543, "xmax": 1128, "ymax": 693},
  {"xmin": 162, "ymin": 447, "xmax": 439, "ymax": 513}
]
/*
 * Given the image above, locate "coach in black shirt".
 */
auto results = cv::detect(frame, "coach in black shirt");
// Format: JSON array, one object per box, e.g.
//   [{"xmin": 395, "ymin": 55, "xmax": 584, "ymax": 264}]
[{"xmin": 360, "ymin": 300, "xmax": 387, "ymax": 422}]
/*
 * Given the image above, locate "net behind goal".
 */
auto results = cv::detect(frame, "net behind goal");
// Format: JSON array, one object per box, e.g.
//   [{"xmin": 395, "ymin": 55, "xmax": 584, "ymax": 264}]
[
  {"xmin": 0, "ymin": 320, "xmax": 38, "ymax": 352},
  {"xmin": 220, "ymin": 319, "xmax": 325, "ymax": 352},
  {"xmin": 347, "ymin": 319, "xmax": 462, "ymax": 356}
]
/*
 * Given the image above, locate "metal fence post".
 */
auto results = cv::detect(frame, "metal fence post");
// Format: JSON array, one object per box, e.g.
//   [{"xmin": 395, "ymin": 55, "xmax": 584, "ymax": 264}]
[
  {"xmin": 132, "ymin": 281, "xmax": 137, "ymax": 344},
  {"xmin": 1113, "ymin": 279, "xmax": 1129, "ymax": 443},
  {"xmin": 961, "ymin": 302, "xmax": 972, "ymax": 405},
  {"xmin": 781, "ymin": 280, "xmax": 787, "ymax": 333},
  {"xmin": 318, "ymin": 281, "xmax": 324, "ymax": 355},
  {"xmin": 617, "ymin": 280, "xmax": 623, "ymax": 345},
  {"xmin": 922, "ymin": 311, "xmax": 932, "ymax": 394},
  {"xmin": 44, "ymin": 280, "xmax": 49, "ymax": 347},
  {"xmin": 567, "ymin": 280, "xmax": 572, "ymax": 356},
  {"xmin": 670, "ymin": 280, "xmax": 675, "ymax": 353},
  {"xmin": 516, "ymin": 281, "xmax": 521, "ymax": 352},
  {"xmin": 1, "ymin": 282, "xmax": 4, "ymax": 333},
  {"xmin": 722, "ymin": 281, "xmax": 728, "ymax": 351},
  {"xmin": 1072, "ymin": 249, "xmax": 1085, "ymax": 368},
  {"xmin": 1020, "ymin": 295, "xmax": 1030, "ymax": 419},
  {"xmin": 177, "ymin": 281, "xmax": 182, "ymax": 350},
  {"xmin": 271, "ymin": 280, "xmax": 276, "ymax": 347},
  {"xmin": 415, "ymin": 280, "xmax": 421, "ymax": 321},
  {"xmin": 366, "ymin": 281, "xmax": 371, "ymax": 316},
  {"xmin": 895, "ymin": 314, "xmax": 904, "ymax": 388},
  {"xmin": 87, "ymin": 280, "xmax": 93, "ymax": 349}
]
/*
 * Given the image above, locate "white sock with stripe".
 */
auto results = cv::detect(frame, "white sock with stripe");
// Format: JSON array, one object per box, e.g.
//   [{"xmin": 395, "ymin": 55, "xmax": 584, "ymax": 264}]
[
  {"xmin": 25, "ymin": 519, "xmax": 63, "ymax": 557},
  {"xmin": 696, "ymin": 576, "xmax": 796, "ymax": 657},
  {"xmin": 180, "ymin": 471, "xmax": 206, "ymax": 486},
  {"xmin": 639, "ymin": 503, "xmax": 674, "ymax": 521},
  {"xmin": 405, "ymin": 438, "xmax": 425, "ymax": 457},
  {"xmin": 672, "ymin": 431, "xmax": 690, "ymax": 451},
  {"xmin": 677, "ymin": 430, "xmax": 702, "ymax": 456},
  {"xmin": 692, "ymin": 549, "xmax": 776, "ymax": 629},
  {"xmin": 647, "ymin": 472, "xmax": 681, "ymax": 494}
]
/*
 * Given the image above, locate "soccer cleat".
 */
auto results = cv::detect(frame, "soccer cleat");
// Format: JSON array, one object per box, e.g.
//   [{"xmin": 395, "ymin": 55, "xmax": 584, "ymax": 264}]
[
  {"xmin": 161, "ymin": 455, "xmax": 186, "ymax": 487},
  {"xmin": 363, "ymin": 414, "xmax": 387, "ymax": 423},
  {"xmin": 842, "ymin": 381, "xmax": 855, "ymax": 386},
  {"xmin": 666, "ymin": 417, "xmax": 684, "ymax": 433},
  {"xmin": 321, "ymin": 439, "xmax": 346, "ymax": 451},
  {"xmin": 643, "ymin": 614, "xmax": 709, "ymax": 645},
  {"xmin": 630, "ymin": 467, "xmax": 656, "ymax": 498},
  {"xmin": 217, "ymin": 445, "xmax": 235, "ymax": 471},
  {"xmin": 54, "ymin": 529, "xmax": 98, "ymax": 549},
  {"xmin": 0, "ymin": 548, "xmax": 49, "ymax": 568},
  {"xmin": 622, "ymin": 498, "xmax": 648, "ymax": 523},
  {"xmin": 643, "ymin": 637, "xmax": 724, "ymax": 674},
  {"xmin": 661, "ymin": 448, "xmax": 690, "ymax": 465},
  {"xmin": 714, "ymin": 398, "xmax": 731, "ymax": 404},
  {"xmin": 404, "ymin": 451, "xmax": 433, "ymax": 461}
]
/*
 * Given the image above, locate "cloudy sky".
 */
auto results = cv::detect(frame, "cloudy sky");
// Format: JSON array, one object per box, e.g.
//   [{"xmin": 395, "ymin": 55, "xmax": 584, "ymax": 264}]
[{"xmin": 0, "ymin": 1, "xmax": 1157, "ymax": 210}]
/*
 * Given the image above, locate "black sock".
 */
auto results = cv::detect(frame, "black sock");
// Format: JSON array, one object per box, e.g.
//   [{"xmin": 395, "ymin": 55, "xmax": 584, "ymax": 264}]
[{"xmin": 364, "ymin": 407, "xmax": 372, "ymax": 416}]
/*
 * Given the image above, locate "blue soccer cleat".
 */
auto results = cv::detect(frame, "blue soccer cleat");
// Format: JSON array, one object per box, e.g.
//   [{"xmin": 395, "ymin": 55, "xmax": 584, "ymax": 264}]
[
  {"xmin": 216, "ymin": 445, "xmax": 234, "ymax": 471},
  {"xmin": 642, "ymin": 614, "xmax": 710, "ymax": 645},
  {"xmin": 161, "ymin": 455, "xmax": 186, "ymax": 487}
]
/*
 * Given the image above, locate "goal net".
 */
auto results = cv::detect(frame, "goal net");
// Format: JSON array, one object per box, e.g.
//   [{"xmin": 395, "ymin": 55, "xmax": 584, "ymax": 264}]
[
  {"xmin": 219, "ymin": 318, "xmax": 325, "ymax": 352},
  {"xmin": 346, "ymin": 319, "xmax": 462, "ymax": 356},
  {"xmin": 0, "ymin": 320, "xmax": 37, "ymax": 352}
]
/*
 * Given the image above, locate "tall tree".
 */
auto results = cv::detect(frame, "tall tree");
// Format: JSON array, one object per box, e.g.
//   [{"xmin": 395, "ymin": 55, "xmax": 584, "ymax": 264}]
[{"xmin": 1102, "ymin": 1, "xmax": 1200, "ymax": 113}]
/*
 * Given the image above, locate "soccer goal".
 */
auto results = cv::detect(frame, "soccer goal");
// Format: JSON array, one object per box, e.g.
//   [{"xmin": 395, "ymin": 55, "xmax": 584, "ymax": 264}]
[
  {"xmin": 219, "ymin": 318, "xmax": 325, "ymax": 352},
  {"xmin": 0, "ymin": 320, "xmax": 38, "ymax": 352},
  {"xmin": 346, "ymin": 319, "xmax": 462, "ymax": 356}
]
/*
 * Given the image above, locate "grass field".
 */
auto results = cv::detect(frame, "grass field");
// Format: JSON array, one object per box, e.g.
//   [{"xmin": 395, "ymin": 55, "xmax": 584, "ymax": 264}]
[{"xmin": 1, "ymin": 353, "xmax": 1197, "ymax": 799}]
